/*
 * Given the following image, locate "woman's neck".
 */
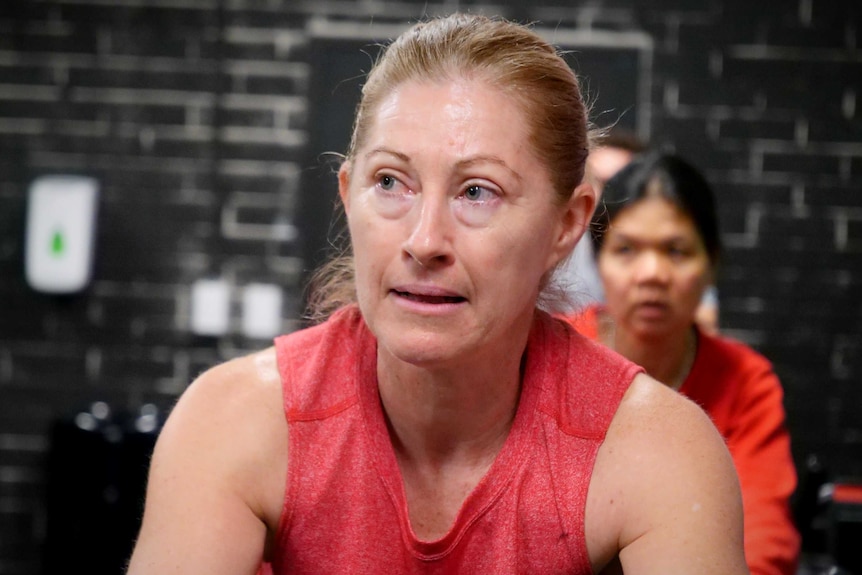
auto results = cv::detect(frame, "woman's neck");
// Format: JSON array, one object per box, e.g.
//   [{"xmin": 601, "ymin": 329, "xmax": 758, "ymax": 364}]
[
  {"xmin": 599, "ymin": 313, "xmax": 697, "ymax": 390},
  {"xmin": 376, "ymin": 346, "xmax": 524, "ymax": 468}
]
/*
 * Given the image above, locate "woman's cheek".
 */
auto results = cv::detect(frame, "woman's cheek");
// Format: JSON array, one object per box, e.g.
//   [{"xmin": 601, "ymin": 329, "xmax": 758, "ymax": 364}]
[
  {"xmin": 369, "ymin": 187, "xmax": 415, "ymax": 219},
  {"xmin": 451, "ymin": 197, "xmax": 499, "ymax": 228}
]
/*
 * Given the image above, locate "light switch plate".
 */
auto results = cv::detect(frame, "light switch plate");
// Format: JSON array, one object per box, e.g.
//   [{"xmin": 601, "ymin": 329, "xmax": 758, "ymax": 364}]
[
  {"xmin": 190, "ymin": 278, "xmax": 231, "ymax": 336},
  {"xmin": 241, "ymin": 283, "xmax": 283, "ymax": 339},
  {"xmin": 25, "ymin": 176, "xmax": 99, "ymax": 294}
]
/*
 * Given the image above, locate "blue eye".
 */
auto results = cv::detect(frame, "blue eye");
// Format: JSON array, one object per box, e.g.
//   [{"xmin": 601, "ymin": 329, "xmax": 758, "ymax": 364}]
[
  {"xmin": 464, "ymin": 185, "xmax": 490, "ymax": 202},
  {"xmin": 379, "ymin": 175, "xmax": 397, "ymax": 190}
]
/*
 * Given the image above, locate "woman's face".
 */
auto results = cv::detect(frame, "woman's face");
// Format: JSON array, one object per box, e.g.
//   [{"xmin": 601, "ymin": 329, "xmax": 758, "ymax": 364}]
[
  {"xmin": 340, "ymin": 78, "xmax": 594, "ymax": 368},
  {"xmin": 598, "ymin": 196, "xmax": 712, "ymax": 340}
]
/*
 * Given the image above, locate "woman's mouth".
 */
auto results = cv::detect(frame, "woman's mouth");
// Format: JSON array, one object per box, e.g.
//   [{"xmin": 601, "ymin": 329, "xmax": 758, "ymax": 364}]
[
  {"xmin": 393, "ymin": 289, "xmax": 466, "ymax": 304},
  {"xmin": 634, "ymin": 301, "xmax": 669, "ymax": 319}
]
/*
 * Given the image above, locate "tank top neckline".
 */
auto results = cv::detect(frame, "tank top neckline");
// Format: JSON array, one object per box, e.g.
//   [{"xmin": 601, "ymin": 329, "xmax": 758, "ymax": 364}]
[{"xmin": 354, "ymin": 314, "xmax": 549, "ymax": 560}]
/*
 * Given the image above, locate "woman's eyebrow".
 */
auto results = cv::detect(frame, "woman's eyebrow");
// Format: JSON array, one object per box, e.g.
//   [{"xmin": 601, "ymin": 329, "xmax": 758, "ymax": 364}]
[
  {"xmin": 455, "ymin": 155, "xmax": 522, "ymax": 183},
  {"xmin": 364, "ymin": 147, "xmax": 410, "ymax": 162},
  {"xmin": 363, "ymin": 149, "xmax": 523, "ymax": 183}
]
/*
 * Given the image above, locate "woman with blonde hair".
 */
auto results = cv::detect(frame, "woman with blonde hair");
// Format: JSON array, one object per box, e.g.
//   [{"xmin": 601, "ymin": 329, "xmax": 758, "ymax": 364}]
[{"xmin": 128, "ymin": 15, "xmax": 748, "ymax": 574}]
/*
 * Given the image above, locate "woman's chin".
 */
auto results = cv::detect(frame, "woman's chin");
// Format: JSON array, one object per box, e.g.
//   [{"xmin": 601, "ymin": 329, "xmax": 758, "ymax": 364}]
[
  {"xmin": 630, "ymin": 319, "xmax": 688, "ymax": 342},
  {"xmin": 379, "ymin": 337, "xmax": 465, "ymax": 369}
]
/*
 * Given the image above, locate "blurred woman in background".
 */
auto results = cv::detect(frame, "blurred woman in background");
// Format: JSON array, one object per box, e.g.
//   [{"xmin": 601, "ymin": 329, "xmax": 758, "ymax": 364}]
[
  {"xmin": 562, "ymin": 129, "xmax": 720, "ymax": 333},
  {"xmin": 566, "ymin": 152, "xmax": 800, "ymax": 575}
]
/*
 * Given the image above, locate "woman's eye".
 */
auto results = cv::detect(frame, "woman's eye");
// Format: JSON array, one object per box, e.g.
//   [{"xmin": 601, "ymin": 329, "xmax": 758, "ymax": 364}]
[
  {"xmin": 463, "ymin": 184, "xmax": 494, "ymax": 202},
  {"xmin": 378, "ymin": 174, "xmax": 397, "ymax": 190},
  {"xmin": 452, "ymin": 183, "xmax": 501, "ymax": 226}
]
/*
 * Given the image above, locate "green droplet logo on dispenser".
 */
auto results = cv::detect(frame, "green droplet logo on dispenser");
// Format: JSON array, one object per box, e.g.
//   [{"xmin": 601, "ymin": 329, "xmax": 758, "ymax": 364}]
[{"xmin": 51, "ymin": 229, "xmax": 65, "ymax": 257}]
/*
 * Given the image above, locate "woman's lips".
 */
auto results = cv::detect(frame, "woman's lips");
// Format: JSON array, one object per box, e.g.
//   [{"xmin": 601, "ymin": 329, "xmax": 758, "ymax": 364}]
[
  {"xmin": 390, "ymin": 285, "xmax": 467, "ymax": 306},
  {"xmin": 394, "ymin": 290, "xmax": 466, "ymax": 304},
  {"xmin": 634, "ymin": 301, "xmax": 669, "ymax": 319}
]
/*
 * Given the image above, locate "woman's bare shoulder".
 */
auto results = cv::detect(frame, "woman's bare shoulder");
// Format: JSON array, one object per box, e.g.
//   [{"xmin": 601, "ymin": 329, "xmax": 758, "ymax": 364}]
[
  {"xmin": 166, "ymin": 347, "xmax": 285, "ymax": 446},
  {"xmin": 128, "ymin": 348, "xmax": 288, "ymax": 574},
  {"xmin": 616, "ymin": 372, "xmax": 720, "ymax": 432},
  {"xmin": 200, "ymin": 347, "xmax": 281, "ymax": 403},
  {"xmin": 151, "ymin": 347, "xmax": 287, "ymax": 523},
  {"xmin": 602, "ymin": 372, "xmax": 738, "ymax": 493},
  {"xmin": 587, "ymin": 373, "xmax": 747, "ymax": 574}
]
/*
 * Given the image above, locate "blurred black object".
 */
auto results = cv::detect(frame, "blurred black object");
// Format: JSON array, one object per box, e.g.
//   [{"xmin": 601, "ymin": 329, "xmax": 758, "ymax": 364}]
[
  {"xmin": 43, "ymin": 402, "xmax": 162, "ymax": 575},
  {"xmin": 828, "ymin": 482, "xmax": 862, "ymax": 575},
  {"xmin": 794, "ymin": 453, "xmax": 862, "ymax": 575},
  {"xmin": 795, "ymin": 453, "xmax": 831, "ymax": 554}
]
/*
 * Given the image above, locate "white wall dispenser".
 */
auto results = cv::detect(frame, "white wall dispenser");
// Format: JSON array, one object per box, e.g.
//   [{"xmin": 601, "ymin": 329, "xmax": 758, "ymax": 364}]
[{"xmin": 25, "ymin": 175, "xmax": 100, "ymax": 294}]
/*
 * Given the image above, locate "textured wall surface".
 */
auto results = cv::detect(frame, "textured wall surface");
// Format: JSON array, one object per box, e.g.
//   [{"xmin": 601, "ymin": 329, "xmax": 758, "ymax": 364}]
[{"xmin": 0, "ymin": 0, "xmax": 860, "ymax": 572}]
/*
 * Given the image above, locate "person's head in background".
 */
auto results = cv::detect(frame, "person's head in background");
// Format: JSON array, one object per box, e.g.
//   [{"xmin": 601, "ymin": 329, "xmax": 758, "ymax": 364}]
[
  {"xmin": 586, "ymin": 127, "xmax": 647, "ymax": 195},
  {"xmin": 590, "ymin": 152, "xmax": 721, "ymax": 346},
  {"xmin": 587, "ymin": 133, "xmax": 721, "ymax": 333}
]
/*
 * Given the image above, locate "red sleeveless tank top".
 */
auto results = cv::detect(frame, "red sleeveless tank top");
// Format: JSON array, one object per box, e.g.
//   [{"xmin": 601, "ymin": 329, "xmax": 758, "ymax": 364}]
[{"xmin": 269, "ymin": 306, "xmax": 640, "ymax": 574}]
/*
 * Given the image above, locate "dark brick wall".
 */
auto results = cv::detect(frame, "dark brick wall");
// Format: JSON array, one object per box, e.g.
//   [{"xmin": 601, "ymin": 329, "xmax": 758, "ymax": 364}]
[{"xmin": 0, "ymin": 0, "xmax": 860, "ymax": 573}]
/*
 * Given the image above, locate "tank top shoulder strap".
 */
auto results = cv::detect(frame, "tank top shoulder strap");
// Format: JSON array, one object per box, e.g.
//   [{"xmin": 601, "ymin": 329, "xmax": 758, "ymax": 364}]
[{"xmin": 273, "ymin": 305, "xmax": 369, "ymax": 420}]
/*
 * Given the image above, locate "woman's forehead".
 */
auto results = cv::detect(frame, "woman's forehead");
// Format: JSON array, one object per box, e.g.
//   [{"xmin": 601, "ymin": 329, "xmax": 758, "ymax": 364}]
[
  {"xmin": 360, "ymin": 79, "xmax": 539, "ymax": 166},
  {"xmin": 611, "ymin": 197, "xmax": 700, "ymax": 234}
]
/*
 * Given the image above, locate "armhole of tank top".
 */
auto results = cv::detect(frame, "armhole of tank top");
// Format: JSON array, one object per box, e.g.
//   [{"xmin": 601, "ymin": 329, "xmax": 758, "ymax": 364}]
[{"xmin": 271, "ymin": 338, "xmax": 297, "ymax": 561}]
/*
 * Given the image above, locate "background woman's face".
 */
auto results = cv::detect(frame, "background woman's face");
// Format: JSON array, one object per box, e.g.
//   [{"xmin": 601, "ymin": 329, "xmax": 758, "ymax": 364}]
[{"xmin": 598, "ymin": 196, "xmax": 712, "ymax": 340}]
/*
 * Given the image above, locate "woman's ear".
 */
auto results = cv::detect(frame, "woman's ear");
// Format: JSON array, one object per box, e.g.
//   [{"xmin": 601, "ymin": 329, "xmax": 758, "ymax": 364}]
[
  {"xmin": 547, "ymin": 181, "xmax": 597, "ymax": 268},
  {"xmin": 338, "ymin": 162, "xmax": 352, "ymax": 212},
  {"xmin": 572, "ymin": 180, "xmax": 598, "ymax": 238}
]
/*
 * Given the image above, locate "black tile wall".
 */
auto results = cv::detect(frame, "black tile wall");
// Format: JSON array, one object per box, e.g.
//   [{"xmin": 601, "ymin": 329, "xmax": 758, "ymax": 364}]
[{"xmin": 0, "ymin": 0, "xmax": 860, "ymax": 573}]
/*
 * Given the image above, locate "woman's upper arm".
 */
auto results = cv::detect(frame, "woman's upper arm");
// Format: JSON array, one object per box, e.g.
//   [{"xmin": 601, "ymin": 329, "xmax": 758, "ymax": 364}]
[
  {"xmin": 126, "ymin": 350, "xmax": 287, "ymax": 575},
  {"xmin": 589, "ymin": 373, "xmax": 750, "ymax": 575}
]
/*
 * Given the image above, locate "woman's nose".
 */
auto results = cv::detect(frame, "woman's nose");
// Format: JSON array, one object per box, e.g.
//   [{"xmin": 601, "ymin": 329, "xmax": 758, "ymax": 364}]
[
  {"xmin": 634, "ymin": 251, "xmax": 670, "ymax": 283},
  {"xmin": 402, "ymin": 195, "xmax": 454, "ymax": 268}
]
